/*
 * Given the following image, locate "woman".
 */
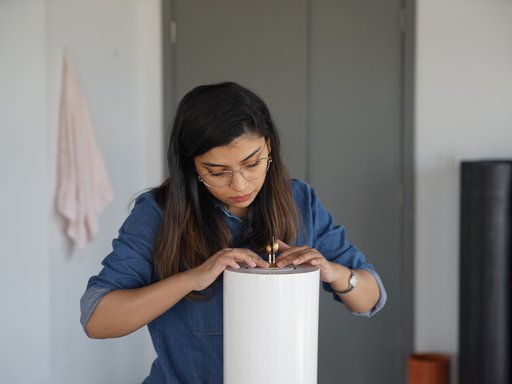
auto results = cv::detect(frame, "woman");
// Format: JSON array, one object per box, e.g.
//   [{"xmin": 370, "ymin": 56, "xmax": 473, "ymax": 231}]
[{"xmin": 81, "ymin": 82, "xmax": 387, "ymax": 383}]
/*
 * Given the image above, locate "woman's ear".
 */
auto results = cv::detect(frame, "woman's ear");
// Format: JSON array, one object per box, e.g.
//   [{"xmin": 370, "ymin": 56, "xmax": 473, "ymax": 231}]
[{"xmin": 266, "ymin": 138, "xmax": 272, "ymax": 154}]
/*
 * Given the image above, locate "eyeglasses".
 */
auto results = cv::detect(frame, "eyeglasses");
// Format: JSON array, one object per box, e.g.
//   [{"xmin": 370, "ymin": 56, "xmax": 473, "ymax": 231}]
[{"xmin": 197, "ymin": 156, "xmax": 272, "ymax": 188}]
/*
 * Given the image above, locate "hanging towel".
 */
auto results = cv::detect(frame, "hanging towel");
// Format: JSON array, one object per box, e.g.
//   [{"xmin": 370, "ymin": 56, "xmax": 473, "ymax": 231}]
[{"xmin": 56, "ymin": 52, "xmax": 114, "ymax": 248}]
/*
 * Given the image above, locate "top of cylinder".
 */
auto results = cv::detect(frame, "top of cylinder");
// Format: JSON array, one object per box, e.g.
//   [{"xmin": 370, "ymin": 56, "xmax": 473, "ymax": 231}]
[{"xmin": 225, "ymin": 264, "xmax": 319, "ymax": 275}]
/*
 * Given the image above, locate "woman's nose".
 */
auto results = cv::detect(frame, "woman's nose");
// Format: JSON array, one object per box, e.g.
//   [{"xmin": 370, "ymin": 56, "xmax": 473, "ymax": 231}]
[{"xmin": 230, "ymin": 170, "xmax": 248, "ymax": 191}]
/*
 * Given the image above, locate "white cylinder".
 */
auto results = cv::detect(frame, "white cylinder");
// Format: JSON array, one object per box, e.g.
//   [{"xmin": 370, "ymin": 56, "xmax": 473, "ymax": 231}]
[{"xmin": 224, "ymin": 265, "xmax": 320, "ymax": 384}]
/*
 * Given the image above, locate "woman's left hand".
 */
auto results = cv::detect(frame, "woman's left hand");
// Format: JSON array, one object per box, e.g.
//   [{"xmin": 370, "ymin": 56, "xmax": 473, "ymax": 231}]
[{"xmin": 275, "ymin": 240, "xmax": 339, "ymax": 283}]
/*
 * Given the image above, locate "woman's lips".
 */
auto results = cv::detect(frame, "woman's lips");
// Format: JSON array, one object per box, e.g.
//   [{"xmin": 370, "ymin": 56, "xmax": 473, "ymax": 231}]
[{"xmin": 230, "ymin": 193, "xmax": 252, "ymax": 203}]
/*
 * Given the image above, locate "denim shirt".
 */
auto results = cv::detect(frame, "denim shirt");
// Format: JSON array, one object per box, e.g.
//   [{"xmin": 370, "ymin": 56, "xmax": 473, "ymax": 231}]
[{"xmin": 80, "ymin": 179, "xmax": 387, "ymax": 383}]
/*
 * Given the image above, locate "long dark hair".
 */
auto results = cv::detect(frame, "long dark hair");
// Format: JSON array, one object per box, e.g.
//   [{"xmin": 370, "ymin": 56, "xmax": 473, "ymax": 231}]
[{"xmin": 153, "ymin": 82, "xmax": 299, "ymax": 281}]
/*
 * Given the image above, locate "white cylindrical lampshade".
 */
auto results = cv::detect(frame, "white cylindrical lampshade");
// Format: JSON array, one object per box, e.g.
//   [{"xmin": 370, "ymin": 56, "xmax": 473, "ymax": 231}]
[{"xmin": 223, "ymin": 265, "xmax": 320, "ymax": 384}]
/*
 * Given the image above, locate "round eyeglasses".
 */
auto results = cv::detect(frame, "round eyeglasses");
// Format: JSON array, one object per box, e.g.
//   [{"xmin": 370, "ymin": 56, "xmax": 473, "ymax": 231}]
[{"xmin": 197, "ymin": 156, "xmax": 272, "ymax": 188}]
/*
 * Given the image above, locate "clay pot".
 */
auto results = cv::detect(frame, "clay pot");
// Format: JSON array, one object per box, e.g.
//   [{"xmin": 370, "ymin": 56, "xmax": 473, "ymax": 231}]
[{"xmin": 408, "ymin": 353, "xmax": 450, "ymax": 384}]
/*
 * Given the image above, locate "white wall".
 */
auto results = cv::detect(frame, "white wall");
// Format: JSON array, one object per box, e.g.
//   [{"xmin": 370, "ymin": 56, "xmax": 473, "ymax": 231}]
[
  {"xmin": 0, "ymin": 1, "xmax": 162, "ymax": 383},
  {"xmin": 415, "ymin": 0, "xmax": 512, "ymax": 378},
  {"xmin": 0, "ymin": 2, "xmax": 51, "ymax": 381}
]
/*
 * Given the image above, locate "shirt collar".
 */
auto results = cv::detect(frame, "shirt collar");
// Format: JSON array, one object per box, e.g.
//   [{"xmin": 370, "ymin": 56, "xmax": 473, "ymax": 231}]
[{"xmin": 213, "ymin": 199, "xmax": 244, "ymax": 223}]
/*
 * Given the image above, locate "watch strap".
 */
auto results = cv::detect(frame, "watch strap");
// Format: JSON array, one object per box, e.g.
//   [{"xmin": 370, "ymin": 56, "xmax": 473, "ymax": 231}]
[{"xmin": 334, "ymin": 269, "xmax": 357, "ymax": 295}]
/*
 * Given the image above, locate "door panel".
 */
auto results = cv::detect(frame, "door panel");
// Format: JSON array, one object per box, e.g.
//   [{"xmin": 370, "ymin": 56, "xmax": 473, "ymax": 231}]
[
  {"xmin": 172, "ymin": 0, "xmax": 308, "ymax": 179},
  {"xmin": 309, "ymin": 1, "xmax": 403, "ymax": 383}
]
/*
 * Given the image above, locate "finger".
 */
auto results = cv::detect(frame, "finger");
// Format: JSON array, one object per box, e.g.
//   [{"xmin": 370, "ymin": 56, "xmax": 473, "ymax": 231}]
[
  {"xmin": 275, "ymin": 246, "xmax": 310, "ymax": 265},
  {"xmin": 276, "ymin": 250, "xmax": 304, "ymax": 267},
  {"xmin": 222, "ymin": 248, "xmax": 269, "ymax": 269},
  {"xmin": 276, "ymin": 239, "xmax": 291, "ymax": 251},
  {"xmin": 229, "ymin": 249, "xmax": 261, "ymax": 268},
  {"xmin": 221, "ymin": 255, "xmax": 241, "ymax": 270},
  {"xmin": 276, "ymin": 245, "xmax": 309, "ymax": 261},
  {"xmin": 275, "ymin": 249, "xmax": 301, "ymax": 267},
  {"xmin": 307, "ymin": 256, "xmax": 326, "ymax": 266},
  {"xmin": 277, "ymin": 248, "xmax": 320, "ymax": 267},
  {"xmin": 209, "ymin": 257, "xmax": 239, "ymax": 278},
  {"xmin": 292, "ymin": 250, "xmax": 323, "ymax": 265},
  {"xmin": 241, "ymin": 249, "xmax": 270, "ymax": 268},
  {"xmin": 252, "ymin": 255, "xmax": 270, "ymax": 268}
]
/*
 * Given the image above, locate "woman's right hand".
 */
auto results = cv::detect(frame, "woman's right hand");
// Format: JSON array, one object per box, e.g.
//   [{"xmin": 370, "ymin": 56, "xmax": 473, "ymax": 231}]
[
  {"xmin": 187, "ymin": 248, "xmax": 269, "ymax": 291},
  {"xmin": 86, "ymin": 248, "xmax": 268, "ymax": 338}
]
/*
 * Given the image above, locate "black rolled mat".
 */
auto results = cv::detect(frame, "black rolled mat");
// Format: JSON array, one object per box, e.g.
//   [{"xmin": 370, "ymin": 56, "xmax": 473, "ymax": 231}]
[{"xmin": 459, "ymin": 160, "xmax": 511, "ymax": 384}]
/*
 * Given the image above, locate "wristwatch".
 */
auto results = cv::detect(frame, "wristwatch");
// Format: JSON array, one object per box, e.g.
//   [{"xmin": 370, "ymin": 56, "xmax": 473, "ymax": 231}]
[{"xmin": 335, "ymin": 270, "xmax": 358, "ymax": 294}]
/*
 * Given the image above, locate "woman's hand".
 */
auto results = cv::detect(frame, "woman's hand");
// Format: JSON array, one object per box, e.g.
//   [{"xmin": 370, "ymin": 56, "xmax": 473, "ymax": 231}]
[
  {"xmin": 275, "ymin": 240, "xmax": 340, "ymax": 283},
  {"xmin": 187, "ymin": 248, "xmax": 269, "ymax": 291},
  {"xmin": 276, "ymin": 240, "xmax": 381, "ymax": 313}
]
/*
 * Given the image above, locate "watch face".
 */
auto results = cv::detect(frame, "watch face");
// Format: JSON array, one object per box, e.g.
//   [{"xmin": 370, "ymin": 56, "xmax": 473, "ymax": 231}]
[{"xmin": 350, "ymin": 273, "xmax": 358, "ymax": 287}]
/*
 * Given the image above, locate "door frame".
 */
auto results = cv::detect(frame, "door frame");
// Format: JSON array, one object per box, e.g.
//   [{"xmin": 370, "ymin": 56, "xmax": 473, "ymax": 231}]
[{"xmin": 400, "ymin": 1, "xmax": 415, "ymax": 382}]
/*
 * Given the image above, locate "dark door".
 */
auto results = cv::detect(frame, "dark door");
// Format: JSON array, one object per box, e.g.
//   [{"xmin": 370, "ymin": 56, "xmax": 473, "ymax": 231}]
[{"xmin": 163, "ymin": 1, "xmax": 410, "ymax": 382}]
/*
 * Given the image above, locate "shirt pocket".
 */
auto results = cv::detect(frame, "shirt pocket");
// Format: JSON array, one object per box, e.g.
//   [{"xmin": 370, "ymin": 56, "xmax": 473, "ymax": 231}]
[{"xmin": 185, "ymin": 285, "xmax": 223, "ymax": 335}]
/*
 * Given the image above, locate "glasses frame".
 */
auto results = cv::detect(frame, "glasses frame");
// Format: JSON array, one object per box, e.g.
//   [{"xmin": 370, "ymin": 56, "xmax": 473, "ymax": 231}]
[{"xmin": 197, "ymin": 155, "xmax": 272, "ymax": 189}]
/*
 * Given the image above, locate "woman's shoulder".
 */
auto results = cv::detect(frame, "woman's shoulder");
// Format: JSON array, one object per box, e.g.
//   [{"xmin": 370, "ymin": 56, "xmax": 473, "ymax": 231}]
[
  {"xmin": 120, "ymin": 189, "xmax": 164, "ymax": 233},
  {"xmin": 290, "ymin": 178, "xmax": 311, "ymax": 191},
  {"xmin": 290, "ymin": 178, "xmax": 314, "ymax": 197},
  {"xmin": 290, "ymin": 178, "xmax": 316, "ymax": 208},
  {"xmin": 131, "ymin": 189, "xmax": 163, "ymax": 217}
]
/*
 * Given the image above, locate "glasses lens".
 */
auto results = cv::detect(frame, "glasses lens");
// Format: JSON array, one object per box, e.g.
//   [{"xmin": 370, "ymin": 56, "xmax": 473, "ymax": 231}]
[
  {"xmin": 201, "ymin": 158, "xmax": 271, "ymax": 188},
  {"xmin": 202, "ymin": 171, "xmax": 232, "ymax": 188},
  {"xmin": 239, "ymin": 158, "xmax": 270, "ymax": 180}
]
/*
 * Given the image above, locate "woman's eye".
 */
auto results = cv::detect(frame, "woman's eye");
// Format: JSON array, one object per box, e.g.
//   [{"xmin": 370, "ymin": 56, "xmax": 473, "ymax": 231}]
[
  {"xmin": 210, "ymin": 172, "xmax": 226, "ymax": 177},
  {"xmin": 245, "ymin": 160, "xmax": 261, "ymax": 169}
]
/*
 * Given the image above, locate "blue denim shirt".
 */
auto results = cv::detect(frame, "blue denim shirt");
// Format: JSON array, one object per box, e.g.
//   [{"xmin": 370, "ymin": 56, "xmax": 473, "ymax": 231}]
[{"xmin": 80, "ymin": 179, "xmax": 387, "ymax": 383}]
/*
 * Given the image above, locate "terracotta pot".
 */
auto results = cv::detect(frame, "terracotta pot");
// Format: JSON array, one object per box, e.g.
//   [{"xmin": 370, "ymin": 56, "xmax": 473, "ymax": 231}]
[{"xmin": 408, "ymin": 353, "xmax": 450, "ymax": 384}]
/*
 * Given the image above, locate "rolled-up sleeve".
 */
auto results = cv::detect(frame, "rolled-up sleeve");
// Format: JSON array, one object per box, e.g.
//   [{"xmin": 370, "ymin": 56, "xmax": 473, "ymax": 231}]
[
  {"xmin": 80, "ymin": 192, "xmax": 163, "ymax": 335},
  {"xmin": 293, "ymin": 179, "xmax": 387, "ymax": 317}
]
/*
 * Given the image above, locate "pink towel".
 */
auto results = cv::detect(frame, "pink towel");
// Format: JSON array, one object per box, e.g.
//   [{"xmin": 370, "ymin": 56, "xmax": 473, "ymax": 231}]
[{"xmin": 56, "ymin": 52, "xmax": 114, "ymax": 248}]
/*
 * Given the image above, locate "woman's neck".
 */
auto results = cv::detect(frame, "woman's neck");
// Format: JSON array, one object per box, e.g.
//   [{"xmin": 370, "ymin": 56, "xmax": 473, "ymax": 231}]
[{"xmin": 228, "ymin": 206, "xmax": 247, "ymax": 219}]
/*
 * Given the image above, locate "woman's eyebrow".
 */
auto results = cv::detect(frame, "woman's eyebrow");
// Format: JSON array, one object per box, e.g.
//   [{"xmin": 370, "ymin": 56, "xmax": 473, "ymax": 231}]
[{"xmin": 200, "ymin": 146, "xmax": 262, "ymax": 167}]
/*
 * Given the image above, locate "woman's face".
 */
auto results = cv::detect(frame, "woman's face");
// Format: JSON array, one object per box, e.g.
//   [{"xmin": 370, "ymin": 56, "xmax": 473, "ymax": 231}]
[{"xmin": 194, "ymin": 134, "xmax": 270, "ymax": 218}]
